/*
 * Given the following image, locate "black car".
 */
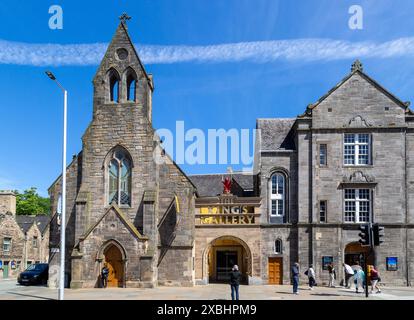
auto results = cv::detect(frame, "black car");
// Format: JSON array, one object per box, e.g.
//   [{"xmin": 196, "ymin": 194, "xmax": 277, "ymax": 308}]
[{"xmin": 17, "ymin": 263, "xmax": 48, "ymax": 285}]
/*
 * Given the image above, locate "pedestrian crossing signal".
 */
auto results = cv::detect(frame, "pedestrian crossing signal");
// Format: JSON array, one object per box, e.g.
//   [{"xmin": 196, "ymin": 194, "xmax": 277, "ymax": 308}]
[
  {"xmin": 358, "ymin": 224, "xmax": 371, "ymax": 246},
  {"xmin": 373, "ymin": 224, "xmax": 384, "ymax": 246}
]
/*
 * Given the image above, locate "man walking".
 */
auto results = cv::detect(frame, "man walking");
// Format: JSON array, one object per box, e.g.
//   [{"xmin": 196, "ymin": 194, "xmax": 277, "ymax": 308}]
[
  {"xmin": 327, "ymin": 263, "xmax": 336, "ymax": 288},
  {"xmin": 291, "ymin": 262, "xmax": 300, "ymax": 295},
  {"xmin": 306, "ymin": 264, "xmax": 316, "ymax": 290},
  {"xmin": 230, "ymin": 265, "xmax": 242, "ymax": 300},
  {"xmin": 343, "ymin": 263, "xmax": 354, "ymax": 288}
]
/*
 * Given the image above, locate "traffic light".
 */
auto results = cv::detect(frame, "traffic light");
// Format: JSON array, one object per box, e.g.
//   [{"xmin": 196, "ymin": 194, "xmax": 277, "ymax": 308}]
[
  {"xmin": 373, "ymin": 224, "xmax": 385, "ymax": 246},
  {"xmin": 358, "ymin": 224, "xmax": 371, "ymax": 246}
]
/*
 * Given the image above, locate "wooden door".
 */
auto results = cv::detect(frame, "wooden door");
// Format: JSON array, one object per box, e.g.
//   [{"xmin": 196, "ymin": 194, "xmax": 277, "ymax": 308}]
[
  {"xmin": 105, "ymin": 246, "xmax": 123, "ymax": 288},
  {"xmin": 268, "ymin": 258, "xmax": 283, "ymax": 285}
]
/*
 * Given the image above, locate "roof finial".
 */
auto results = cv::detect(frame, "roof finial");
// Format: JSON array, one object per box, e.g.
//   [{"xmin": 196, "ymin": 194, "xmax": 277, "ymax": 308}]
[
  {"xmin": 351, "ymin": 59, "xmax": 363, "ymax": 72},
  {"xmin": 119, "ymin": 12, "xmax": 131, "ymax": 24}
]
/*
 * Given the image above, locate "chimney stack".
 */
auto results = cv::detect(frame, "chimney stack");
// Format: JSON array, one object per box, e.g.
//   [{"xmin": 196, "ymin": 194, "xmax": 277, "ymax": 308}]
[{"xmin": 0, "ymin": 190, "xmax": 16, "ymax": 216}]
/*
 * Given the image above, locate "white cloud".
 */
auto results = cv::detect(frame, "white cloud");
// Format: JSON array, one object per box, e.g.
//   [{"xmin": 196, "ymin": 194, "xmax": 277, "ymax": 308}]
[{"xmin": 0, "ymin": 37, "xmax": 414, "ymax": 66}]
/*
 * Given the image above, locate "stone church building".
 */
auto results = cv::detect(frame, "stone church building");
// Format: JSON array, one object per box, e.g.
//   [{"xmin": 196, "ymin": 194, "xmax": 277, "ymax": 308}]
[
  {"xmin": 48, "ymin": 20, "xmax": 196, "ymax": 288},
  {"xmin": 48, "ymin": 18, "xmax": 414, "ymax": 288}
]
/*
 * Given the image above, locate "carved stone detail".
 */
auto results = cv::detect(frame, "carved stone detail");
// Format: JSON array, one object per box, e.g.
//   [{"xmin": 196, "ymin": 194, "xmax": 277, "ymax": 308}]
[
  {"xmin": 342, "ymin": 171, "xmax": 375, "ymax": 183},
  {"xmin": 347, "ymin": 115, "xmax": 373, "ymax": 128}
]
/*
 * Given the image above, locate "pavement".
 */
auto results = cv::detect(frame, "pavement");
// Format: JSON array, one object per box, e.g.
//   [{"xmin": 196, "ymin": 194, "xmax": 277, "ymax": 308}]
[{"xmin": 1, "ymin": 279, "xmax": 414, "ymax": 300}]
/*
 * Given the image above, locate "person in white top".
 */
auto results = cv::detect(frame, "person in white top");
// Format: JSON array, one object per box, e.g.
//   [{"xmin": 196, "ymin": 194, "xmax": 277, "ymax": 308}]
[
  {"xmin": 306, "ymin": 264, "xmax": 316, "ymax": 290},
  {"xmin": 343, "ymin": 263, "xmax": 354, "ymax": 289}
]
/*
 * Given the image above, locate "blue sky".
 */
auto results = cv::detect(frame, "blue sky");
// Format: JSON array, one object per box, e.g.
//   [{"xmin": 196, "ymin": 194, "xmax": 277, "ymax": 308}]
[{"xmin": 1, "ymin": 0, "xmax": 414, "ymax": 196}]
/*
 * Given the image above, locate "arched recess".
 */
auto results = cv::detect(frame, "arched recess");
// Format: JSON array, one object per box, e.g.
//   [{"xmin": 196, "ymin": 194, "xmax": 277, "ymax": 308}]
[
  {"xmin": 97, "ymin": 239, "xmax": 127, "ymax": 261},
  {"xmin": 103, "ymin": 145, "xmax": 134, "ymax": 207},
  {"xmin": 107, "ymin": 68, "xmax": 121, "ymax": 103},
  {"xmin": 202, "ymin": 235, "xmax": 252, "ymax": 284},
  {"xmin": 96, "ymin": 239, "xmax": 127, "ymax": 288},
  {"xmin": 344, "ymin": 241, "xmax": 374, "ymax": 268},
  {"xmin": 123, "ymin": 67, "xmax": 138, "ymax": 102}
]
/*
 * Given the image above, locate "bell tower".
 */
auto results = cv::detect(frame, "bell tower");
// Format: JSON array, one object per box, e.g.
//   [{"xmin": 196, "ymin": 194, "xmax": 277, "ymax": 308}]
[{"xmin": 92, "ymin": 14, "xmax": 154, "ymax": 122}]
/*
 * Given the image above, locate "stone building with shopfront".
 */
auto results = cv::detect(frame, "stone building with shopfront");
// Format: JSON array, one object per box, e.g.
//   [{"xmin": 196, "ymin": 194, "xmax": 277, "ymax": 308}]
[
  {"xmin": 47, "ymin": 18, "xmax": 196, "ymax": 289},
  {"xmin": 0, "ymin": 191, "xmax": 50, "ymax": 279},
  {"xmin": 191, "ymin": 61, "xmax": 414, "ymax": 287}
]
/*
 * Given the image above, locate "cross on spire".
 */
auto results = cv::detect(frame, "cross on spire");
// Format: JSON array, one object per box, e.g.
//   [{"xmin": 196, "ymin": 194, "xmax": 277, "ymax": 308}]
[
  {"xmin": 119, "ymin": 13, "xmax": 131, "ymax": 24},
  {"xmin": 351, "ymin": 59, "xmax": 363, "ymax": 72}
]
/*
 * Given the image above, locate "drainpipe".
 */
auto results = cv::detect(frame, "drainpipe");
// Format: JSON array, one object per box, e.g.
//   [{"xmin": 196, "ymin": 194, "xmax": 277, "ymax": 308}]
[
  {"xmin": 405, "ymin": 128, "xmax": 410, "ymax": 286},
  {"xmin": 23, "ymin": 233, "xmax": 27, "ymax": 269}
]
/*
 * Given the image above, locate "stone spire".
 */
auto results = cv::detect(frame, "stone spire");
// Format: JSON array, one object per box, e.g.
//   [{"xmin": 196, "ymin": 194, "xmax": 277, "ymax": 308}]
[{"xmin": 351, "ymin": 59, "xmax": 363, "ymax": 72}]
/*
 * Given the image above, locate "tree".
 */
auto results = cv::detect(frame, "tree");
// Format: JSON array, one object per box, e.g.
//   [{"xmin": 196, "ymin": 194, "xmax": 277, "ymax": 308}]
[{"xmin": 15, "ymin": 188, "xmax": 50, "ymax": 215}]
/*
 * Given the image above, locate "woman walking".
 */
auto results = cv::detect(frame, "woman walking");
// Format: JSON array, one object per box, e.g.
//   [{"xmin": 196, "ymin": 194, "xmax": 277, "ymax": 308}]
[
  {"xmin": 355, "ymin": 268, "xmax": 365, "ymax": 293},
  {"xmin": 370, "ymin": 266, "xmax": 382, "ymax": 294}
]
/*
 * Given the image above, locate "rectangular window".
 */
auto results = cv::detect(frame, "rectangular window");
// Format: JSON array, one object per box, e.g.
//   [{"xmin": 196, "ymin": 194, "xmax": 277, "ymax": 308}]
[
  {"xmin": 344, "ymin": 189, "xmax": 371, "ymax": 223},
  {"xmin": 320, "ymin": 201, "xmax": 327, "ymax": 223},
  {"xmin": 344, "ymin": 134, "xmax": 371, "ymax": 166},
  {"xmin": 33, "ymin": 236, "xmax": 38, "ymax": 248},
  {"xmin": 3, "ymin": 238, "xmax": 11, "ymax": 252},
  {"xmin": 270, "ymin": 174, "xmax": 285, "ymax": 217},
  {"xmin": 319, "ymin": 144, "xmax": 327, "ymax": 166}
]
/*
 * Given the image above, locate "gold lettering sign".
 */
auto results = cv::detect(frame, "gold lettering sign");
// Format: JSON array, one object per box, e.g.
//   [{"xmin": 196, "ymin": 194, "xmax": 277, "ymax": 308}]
[{"xmin": 199, "ymin": 205, "xmax": 256, "ymax": 224}]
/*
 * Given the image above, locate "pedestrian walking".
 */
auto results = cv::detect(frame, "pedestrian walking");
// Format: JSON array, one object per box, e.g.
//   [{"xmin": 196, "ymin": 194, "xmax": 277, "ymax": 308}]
[
  {"xmin": 101, "ymin": 264, "xmax": 109, "ymax": 288},
  {"xmin": 343, "ymin": 263, "xmax": 354, "ymax": 288},
  {"xmin": 370, "ymin": 266, "xmax": 382, "ymax": 294},
  {"xmin": 354, "ymin": 268, "xmax": 365, "ymax": 293},
  {"xmin": 230, "ymin": 265, "xmax": 242, "ymax": 300},
  {"xmin": 291, "ymin": 262, "xmax": 300, "ymax": 295},
  {"xmin": 327, "ymin": 263, "xmax": 336, "ymax": 287},
  {"xmin": 305, "ymin": 264, "xmax": 316, "ymax": 290}
]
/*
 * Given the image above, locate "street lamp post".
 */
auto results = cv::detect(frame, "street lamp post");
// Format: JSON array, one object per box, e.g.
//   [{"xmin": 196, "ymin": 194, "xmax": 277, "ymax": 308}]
[{"xmin": 46, "ymin": 71, "xmax": 67, "ymax": 301}]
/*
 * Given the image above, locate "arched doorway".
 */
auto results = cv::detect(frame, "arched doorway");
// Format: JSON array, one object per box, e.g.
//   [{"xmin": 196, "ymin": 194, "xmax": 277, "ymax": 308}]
[
  {"xmin": 204, "ymin": 236, "xmax": 252, "ymax": 285},
  {"xmin": 102, "ymin": 243, "xmax": 125, "ymax": 288},
  {"xmin": 344, "ymin": 242, "xmax": 374, "ymax": 268}
]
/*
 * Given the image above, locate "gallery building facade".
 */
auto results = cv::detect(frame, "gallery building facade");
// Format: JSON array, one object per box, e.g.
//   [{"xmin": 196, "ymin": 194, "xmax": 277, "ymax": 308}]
[{"xmin": 48, "ymin": 18, "xmax": 414, "ymax": 288}]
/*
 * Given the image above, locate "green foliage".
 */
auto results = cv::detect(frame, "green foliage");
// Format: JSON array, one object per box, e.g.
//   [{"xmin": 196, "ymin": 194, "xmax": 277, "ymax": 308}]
[{"xmin": 15, "ymin": 187, "xmax": 50, "ymax": 216}]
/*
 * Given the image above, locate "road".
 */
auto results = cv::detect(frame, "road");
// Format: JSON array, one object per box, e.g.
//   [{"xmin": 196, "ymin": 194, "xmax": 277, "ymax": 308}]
[{"xmin": 1, "ymin": 279, "xmax": 413, "ymax": 300}]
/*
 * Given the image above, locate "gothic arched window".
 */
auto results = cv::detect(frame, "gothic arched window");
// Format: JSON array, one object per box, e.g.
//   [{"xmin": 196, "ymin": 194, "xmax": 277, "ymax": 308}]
[
  {"xmin": 108, "ymin": 148, "xmax": 132, "ymax": 206},
  {"xmin": 274, "ymin": 239, "xmax": 283, "ymax": 254},
  {"xmin": 125, "ymin": 68, "xmax": 137, "ymax": 102},
  {"xmin": 107, "ymin": 68, "xmax": 120, "ymax": 103},
  {"xmin": 269, "ymin": 172, "xmax": 285, "ymax": 217}
]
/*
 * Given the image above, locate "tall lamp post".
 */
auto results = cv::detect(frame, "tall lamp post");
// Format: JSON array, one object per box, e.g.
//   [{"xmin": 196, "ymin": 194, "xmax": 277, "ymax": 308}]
[{"xmin": 45, "ymin": 71, "xmax": 67, "ymax": 301}]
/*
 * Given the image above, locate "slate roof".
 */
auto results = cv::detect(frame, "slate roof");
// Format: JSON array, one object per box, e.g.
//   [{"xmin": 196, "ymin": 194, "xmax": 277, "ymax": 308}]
[
  {"xmin": 256, "ymin": 118, "xmax": 296, "ymax": 151},
  {"xmin": 16, "ymin": 215, "xmax": 51, "ymax": 234},
  {"xmin": 189, "ymin": 173, "xmax": 255, "ymax": 197}
]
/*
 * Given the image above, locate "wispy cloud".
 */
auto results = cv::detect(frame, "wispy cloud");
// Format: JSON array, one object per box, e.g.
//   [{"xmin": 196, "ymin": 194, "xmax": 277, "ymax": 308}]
[{"xmin": 1, "ymin": 37, "xmax": 414, "ymax": 66}]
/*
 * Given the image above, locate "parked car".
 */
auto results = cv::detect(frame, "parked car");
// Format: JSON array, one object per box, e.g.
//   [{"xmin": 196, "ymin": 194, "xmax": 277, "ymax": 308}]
[{"xmin": 17, "ymin": 263, "xmax": 48, "ymax": 285}]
